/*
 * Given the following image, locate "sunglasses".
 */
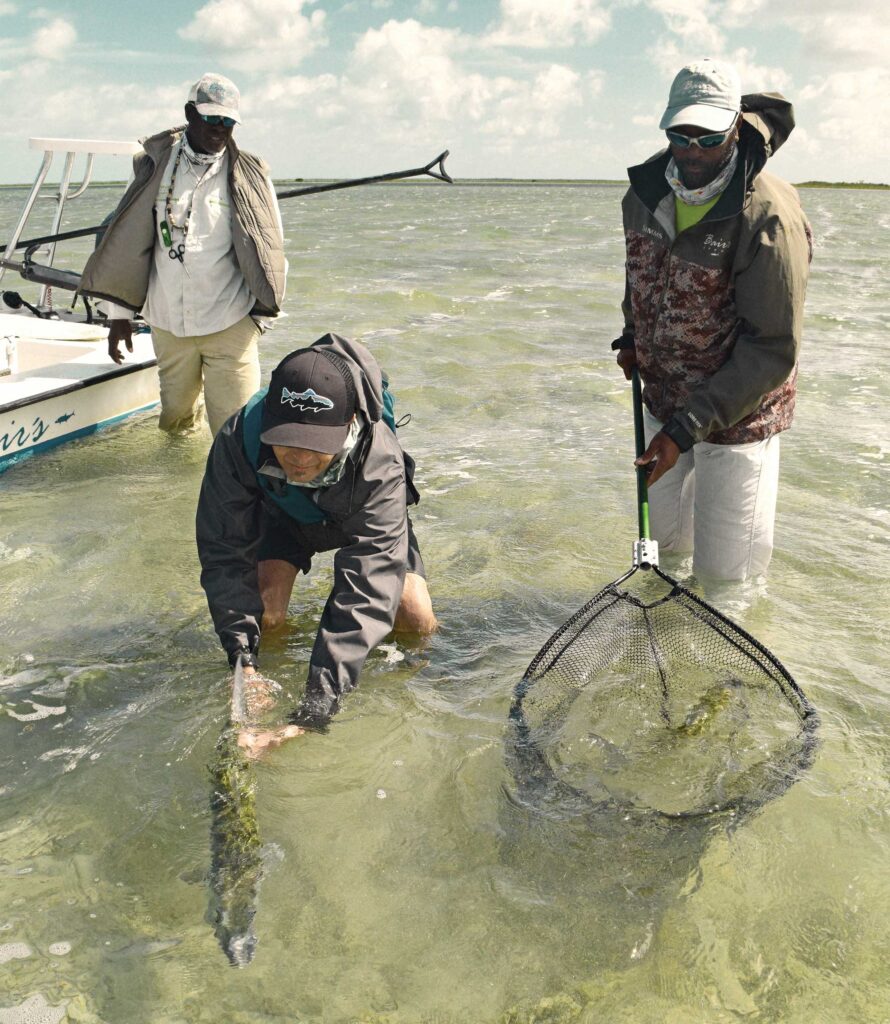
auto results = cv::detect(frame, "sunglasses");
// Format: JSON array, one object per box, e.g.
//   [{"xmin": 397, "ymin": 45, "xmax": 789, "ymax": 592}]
[
  {"xmin": 199, "ymin": 113, "xmax": 237, "ymax": 128},
  {"xmin": 665, "ymin": 127, "xmax": 733, "ymax": 150}
]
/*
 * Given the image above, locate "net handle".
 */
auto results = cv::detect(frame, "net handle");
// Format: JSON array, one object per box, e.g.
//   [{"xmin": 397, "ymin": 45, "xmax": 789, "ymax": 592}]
[{"xmin": 631, "ymin": 367, "xmax": 651, "ymax": 541}]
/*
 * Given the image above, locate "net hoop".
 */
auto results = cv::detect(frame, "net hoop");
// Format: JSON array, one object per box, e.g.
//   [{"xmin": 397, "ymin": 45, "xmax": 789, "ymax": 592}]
[{"xmin": 509, "ymin": 565, "xmax": 820, "ymax": 822}]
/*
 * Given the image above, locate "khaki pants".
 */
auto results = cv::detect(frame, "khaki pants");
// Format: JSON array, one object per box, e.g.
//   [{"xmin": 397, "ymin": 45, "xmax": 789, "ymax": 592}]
[{"xmin": 150, "ymin": 315, "xmax": 262, "ymax": 436}]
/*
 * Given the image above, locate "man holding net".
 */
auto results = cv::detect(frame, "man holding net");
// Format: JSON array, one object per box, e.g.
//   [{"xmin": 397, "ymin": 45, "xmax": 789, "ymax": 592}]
[{"xmin": 613, "ymin": 58, "xmax": 812, "ymax": 581}]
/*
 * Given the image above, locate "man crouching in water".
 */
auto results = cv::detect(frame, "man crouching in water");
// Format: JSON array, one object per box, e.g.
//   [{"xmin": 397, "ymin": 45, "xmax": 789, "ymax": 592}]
[{"xmin": 197, "ymin": 333, "xmax": 437, "ymax": 755}]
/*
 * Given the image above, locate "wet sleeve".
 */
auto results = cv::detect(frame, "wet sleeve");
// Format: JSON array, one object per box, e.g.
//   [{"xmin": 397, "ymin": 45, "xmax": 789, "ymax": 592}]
[
  {"xmin": 291, "ymin": 456, "xmax": 409, "ymax": 728},
  {"xmin": 196, "ymin": 419, "xmax": 265, "ymax": 668}
]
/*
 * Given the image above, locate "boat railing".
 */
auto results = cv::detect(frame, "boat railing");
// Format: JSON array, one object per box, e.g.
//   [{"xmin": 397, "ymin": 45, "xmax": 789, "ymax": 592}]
[{"xmin": 0, "ymin": 138, "xmax": 139, "ymax": 310}]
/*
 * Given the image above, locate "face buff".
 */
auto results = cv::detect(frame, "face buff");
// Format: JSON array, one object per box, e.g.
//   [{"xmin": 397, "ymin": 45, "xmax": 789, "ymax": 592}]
[
  {"xmin": 665, "ymin": 143, "xmax": 739, "ymax": 205},
  {"xmin": 295, "ymin": 412, "xmax": 365, "ymax": 489},
  {"xmin": 182, "ymin": 134, "xmax": 224, "ymax": 167}
]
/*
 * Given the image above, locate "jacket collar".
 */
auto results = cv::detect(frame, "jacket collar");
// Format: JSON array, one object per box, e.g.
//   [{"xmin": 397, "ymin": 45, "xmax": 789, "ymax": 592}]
[
  {"xmin": 139, "ymin": 125, "xmax": 242, "ymax": 168},
  {"xmin": 628, "ymin": 129, "xmax": 761, "ymax": 222},
  {"xmin": 626, "ymin": 92, "xmax": 794, "ymax": 221}
]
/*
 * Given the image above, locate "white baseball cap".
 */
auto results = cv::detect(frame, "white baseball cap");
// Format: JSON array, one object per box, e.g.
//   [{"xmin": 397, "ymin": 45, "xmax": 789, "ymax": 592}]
[
  {"xmin": 659, "ymin": 59, "xmax": 741, "ymax": 133},
  {"xmin": 187, "ymin": 72, "xmax": 241, "ymax": 124}
]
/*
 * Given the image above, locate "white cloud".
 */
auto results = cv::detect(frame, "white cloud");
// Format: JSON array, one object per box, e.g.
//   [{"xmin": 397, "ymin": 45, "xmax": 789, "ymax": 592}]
[
  {"xmin": 2, "ymin": 0, "xmax": 883, "ymax": 184},
  {"xmin": 784, "ymin": 8, "xmax": 890, "ymax": 66},
  {"xmin": 0, "ymin": 64, "xmax": 191, "ymax": 187},
  {"xmin": 247, "ymin": 72, "xmax": 342, "ymax": 119},
  {"xmin": 636, "ymin": 0, "xmax": 889, "ymax": 182},
  {"xmin": 644, "ymin": 39, "xmax": 790, "ymax": 96},
  {"xmin": 791, "ymin": 66, "xmax": 890, "ymax": 181},
  {"xmin": 179, "ymin": 0, "xmax": 327, "ymax": 72},
  {"xmin": 799, "ymin": 67, "xmax": 890, "ymax": 131},
  {"xmin": 448, "ymin": 64, "xmax": 582, "ymax": 143},
  {"xmin": 0, "ymin": 11, "xmax": 596, "ymax": 181},
  {"xmin": 644, "ymin": 38, "xmax": 699, "ymax": 77},
  {"xmin": 0, "ymin": 1, "xmax": 18, "ymax": 14},
  {"xmin": 661, "ymin": 0, "xmax": 890, "ymax": 69},
  {"xmin": 340, "ymin": 18, "xmax": 585, "ymax": 145},
  {"xmin": 486, "ymin": 0, "xmax": 611, "ymax": 48},
  {"xmin": 722, "ymin": 0, "xmax": 769, "ymax": 22},
  {"xmin": 32, "ymin": 17, "xmax": 77, "ymax": 59},
  {"xmin": 344, "ymin": 19, "xmax": 474, "ymax": 123},
  {"xmin": 727, "ymin": 48, "xmax": 792, "ymax": 94},
  {"xmin": 644, "ymin": 0, "xmax": 724, "ymax": 52}
]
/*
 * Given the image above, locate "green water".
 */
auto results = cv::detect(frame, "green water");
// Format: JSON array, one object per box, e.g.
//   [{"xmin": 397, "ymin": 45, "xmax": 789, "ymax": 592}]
[{"xmin": 1, "ymin": 184, "xmax": 889, "ymax": 1023}]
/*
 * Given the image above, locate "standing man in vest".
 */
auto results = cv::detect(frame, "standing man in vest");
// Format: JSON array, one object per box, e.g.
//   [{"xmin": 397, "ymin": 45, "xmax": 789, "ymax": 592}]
[
  {"xmin": 79, "ymin": 73, "xmax": 287, "ymax": 436},
  {"xmin": 197, "ymin": 333, "xmax": 437, "ymax": 755},
  {"xmin": 613, "ymin": 58, "xmax": 811, "ymax": 581}
]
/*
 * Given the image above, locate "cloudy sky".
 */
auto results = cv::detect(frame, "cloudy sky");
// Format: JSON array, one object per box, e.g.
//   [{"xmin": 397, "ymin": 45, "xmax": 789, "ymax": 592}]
[{"xmin": 0, "ymin": 0, "xmax": 888, "ymax": 185}]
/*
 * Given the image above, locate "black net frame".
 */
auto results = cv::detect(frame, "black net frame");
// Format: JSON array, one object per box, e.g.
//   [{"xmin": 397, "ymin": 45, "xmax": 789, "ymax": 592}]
[{"xmin": 509, "ymin": 564, "xmax": 820, "ymax": 821}]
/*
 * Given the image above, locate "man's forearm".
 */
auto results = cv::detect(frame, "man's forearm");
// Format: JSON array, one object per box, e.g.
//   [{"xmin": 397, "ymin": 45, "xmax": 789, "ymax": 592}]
[
  {"xmin": 202, "ymin": 579, "xmax": 263, "ymax": 668},
  {"xmin": 677, "ymin": 326, "xmax": 797, "ymax": 442}
]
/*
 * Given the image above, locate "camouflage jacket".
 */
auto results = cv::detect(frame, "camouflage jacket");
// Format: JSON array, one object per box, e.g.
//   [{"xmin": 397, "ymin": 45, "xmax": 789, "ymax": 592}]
[{"xmin": 618, "ymin": 93, "xmax": 812, "ymax": 449}]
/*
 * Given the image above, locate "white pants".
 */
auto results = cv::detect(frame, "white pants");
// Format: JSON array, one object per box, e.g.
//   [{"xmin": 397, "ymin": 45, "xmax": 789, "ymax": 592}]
[
  {"xmin": 644, "ymin": 408, "xmax": 781, "ymax": 582},
  {"xmin": 150, "ymin": 315, "xmax": 261, "ymax": 437}
]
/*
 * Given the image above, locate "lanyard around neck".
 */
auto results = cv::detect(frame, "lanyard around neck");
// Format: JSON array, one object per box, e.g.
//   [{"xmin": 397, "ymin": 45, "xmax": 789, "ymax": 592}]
[{"xmin": 159, "ymin": 140, "xmax": 215, "ymax": 252}]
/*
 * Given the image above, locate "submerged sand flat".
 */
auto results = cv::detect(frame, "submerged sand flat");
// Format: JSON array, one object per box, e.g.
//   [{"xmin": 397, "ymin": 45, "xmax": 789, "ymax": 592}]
[{"xmin": 1, "ymin": 182, "xmax": 889, "ymax": 1023}]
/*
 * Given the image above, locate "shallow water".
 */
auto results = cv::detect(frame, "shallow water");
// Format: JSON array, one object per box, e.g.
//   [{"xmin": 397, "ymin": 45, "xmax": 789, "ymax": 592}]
[{"xmin": 1, "ymin": 181, "xmax": 889, "ymax": 1022}]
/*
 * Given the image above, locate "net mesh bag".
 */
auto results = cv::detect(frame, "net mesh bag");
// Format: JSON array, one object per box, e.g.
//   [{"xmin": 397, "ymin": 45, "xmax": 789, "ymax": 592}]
[{"xmin": 510, "ymin": 566, "xmax": 819, "ymax": 820}]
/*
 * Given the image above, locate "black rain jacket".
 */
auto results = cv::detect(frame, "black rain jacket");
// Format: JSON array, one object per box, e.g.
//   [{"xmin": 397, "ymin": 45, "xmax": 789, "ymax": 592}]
[{"xmin": 196, "ymin": 333, "xmax": 417, "ymax": 726}]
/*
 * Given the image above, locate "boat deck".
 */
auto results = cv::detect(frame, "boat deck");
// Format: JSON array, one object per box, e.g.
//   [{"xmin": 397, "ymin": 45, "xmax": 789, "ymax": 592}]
[
  {"xmin": 2, "ymin": 336, "xmax": 157, "ymax": 410},
  {"xmin": 1, "ymin": 315, "xmax": 159, "ymax": 470}
]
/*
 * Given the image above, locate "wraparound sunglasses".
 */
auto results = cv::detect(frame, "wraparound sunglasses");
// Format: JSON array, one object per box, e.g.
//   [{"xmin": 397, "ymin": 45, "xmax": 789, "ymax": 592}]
[
  {"xmin": 665, "ymin": 127, "xmax": 734, "ymax": 149},
  {"xmin": 199, "ymin": 113, "xmax": 238, "ymax": 128}
]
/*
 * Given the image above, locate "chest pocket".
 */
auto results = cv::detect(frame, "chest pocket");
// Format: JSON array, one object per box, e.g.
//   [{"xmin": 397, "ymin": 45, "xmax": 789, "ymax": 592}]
[{"xmin": 189, "ymin": 179, "xmax": 232, "ymax": 245}]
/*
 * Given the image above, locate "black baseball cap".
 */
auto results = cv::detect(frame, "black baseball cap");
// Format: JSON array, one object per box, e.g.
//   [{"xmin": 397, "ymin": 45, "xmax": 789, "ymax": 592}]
[{"xmin": 260, "ymin": 347, "xmax": 358, "ymax": 453}]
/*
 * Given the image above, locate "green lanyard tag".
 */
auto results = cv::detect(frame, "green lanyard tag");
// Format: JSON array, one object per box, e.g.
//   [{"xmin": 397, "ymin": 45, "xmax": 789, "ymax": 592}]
[{"xmin": 159, "ymin": 220, "xmax": 173, "ymax": 248}]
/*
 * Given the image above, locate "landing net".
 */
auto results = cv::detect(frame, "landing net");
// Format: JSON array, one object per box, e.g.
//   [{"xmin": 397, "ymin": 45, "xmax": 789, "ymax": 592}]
[{"xmin": 510, "ymin": 565, "xmax": 819, "ymax": 820}]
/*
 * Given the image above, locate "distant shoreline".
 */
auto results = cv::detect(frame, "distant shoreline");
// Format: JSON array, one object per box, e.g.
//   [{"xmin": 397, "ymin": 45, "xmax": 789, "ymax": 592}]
[
  {"xmin": 1, "ymin": 178, "xmax": 888, "ymax": 190},
  {"xmin": 793, "ymin": 181, "xmax": 890, "ymax": 190}
]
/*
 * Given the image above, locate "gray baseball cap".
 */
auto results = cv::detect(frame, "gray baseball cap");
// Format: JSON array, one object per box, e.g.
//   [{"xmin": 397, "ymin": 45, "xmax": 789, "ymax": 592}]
[
  {"xmin": 659, "ymin": 59, "xmax": 741, "ymax": 133},
  {"xmin": 188, "ymin": 72, "xmax": 241, "ymax": 124}
]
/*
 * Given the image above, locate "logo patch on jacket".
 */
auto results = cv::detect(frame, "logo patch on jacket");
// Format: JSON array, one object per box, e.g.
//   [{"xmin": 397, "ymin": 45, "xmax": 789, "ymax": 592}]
[
  {"xmin": 280, "ymin": 387, "xmax": 334, "ymax": 413},
  {"xmin": 703, "ymin": 233, "xmax": 731, "ymax": 257}
]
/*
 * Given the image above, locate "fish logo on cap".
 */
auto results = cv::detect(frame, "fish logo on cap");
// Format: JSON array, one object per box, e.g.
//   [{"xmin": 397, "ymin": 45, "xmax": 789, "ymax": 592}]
[{"xmin": 280, "ymin": 386, "xmax": 334, "ymax": 413}]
